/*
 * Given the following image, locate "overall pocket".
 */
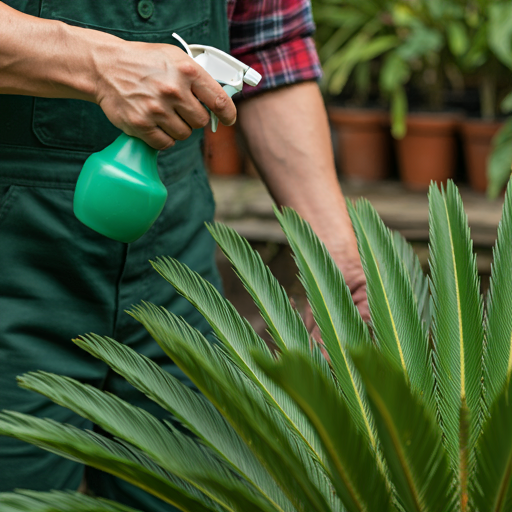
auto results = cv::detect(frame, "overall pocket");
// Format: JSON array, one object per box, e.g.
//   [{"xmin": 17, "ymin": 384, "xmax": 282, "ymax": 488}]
[{"xmin": 32, "ymin": 0, "xmax": 211, "ymax": 152}]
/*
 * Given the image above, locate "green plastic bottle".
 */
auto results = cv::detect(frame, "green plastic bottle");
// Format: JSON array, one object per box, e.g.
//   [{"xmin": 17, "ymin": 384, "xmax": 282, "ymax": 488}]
[
  {"xmin": 73, "ymin": 34, "xmax": 261, "ymax": 243},
  {"xmin": 74, "ymin": 133, "xmax": 165, "ymax": 243}
]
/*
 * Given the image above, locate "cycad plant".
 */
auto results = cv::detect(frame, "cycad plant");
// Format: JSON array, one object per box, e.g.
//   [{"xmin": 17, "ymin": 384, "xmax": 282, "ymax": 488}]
[{"xmin": 3, "ymin": 180, "xmax": 512, "ymax": 512}]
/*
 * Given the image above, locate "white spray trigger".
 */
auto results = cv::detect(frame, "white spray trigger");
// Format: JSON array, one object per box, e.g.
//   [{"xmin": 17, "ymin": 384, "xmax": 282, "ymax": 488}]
[{"xmin": 172, "ymin": 33, "xmax": 262, "ymax": 131}]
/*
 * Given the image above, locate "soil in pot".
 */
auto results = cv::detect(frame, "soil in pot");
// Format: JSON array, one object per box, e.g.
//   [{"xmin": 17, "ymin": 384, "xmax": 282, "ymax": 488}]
[
  {"xmin": 204, "ymin": 123, "xmax": 242, "ymax": 176},
  {"xmin": 396, "ymin": 113, "xmax": 460, "ymax": 191},
  {"xmin": 460, "ymin": 119, "xmax": 503, "ymax": 193},
  {"xmin": 328, "ymin": 107, "xmax": 390, "ymax": 182}
]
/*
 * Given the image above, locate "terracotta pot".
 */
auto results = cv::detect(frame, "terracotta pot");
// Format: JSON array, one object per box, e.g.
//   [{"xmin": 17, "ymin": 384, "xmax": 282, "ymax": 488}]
[
  {"xmin": 460, "ymin": 119, "xmax": 503, "ymax": 193},
  {"xmin": 204, "ymin": 123, "xmax": 242, "ymax": 175},
  {"xmin": 396, "ymin": 113, "xmax": 460, "ymax": 190},
  {"xmin": 328, "ymin": 107, "xmax": 390, "ymax": 181}
]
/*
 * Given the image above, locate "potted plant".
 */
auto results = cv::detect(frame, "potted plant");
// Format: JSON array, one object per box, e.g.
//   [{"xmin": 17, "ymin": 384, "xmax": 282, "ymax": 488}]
[
  {"xmin": 3, "ymin": 178, "xmax": 512, "ymax": 511},
  {"xmin": 312, "ymin": 0, "xmax": 400, "ymax": 182},
  {"xmin": 447, "ymin": 0, "xmax": 512, "ymax": 194}
]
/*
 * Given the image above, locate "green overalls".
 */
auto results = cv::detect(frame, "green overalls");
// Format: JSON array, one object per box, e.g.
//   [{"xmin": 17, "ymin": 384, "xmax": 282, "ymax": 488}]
[{"xmin": 0, "ymin": 2, "xmax": 229, "ymax": 510}]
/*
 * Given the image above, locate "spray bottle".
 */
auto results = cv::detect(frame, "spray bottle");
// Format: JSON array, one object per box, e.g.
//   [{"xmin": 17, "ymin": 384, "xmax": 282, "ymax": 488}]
[{"xmin": 73, "ymin": 33, "xmax": 261, "ymax": 243}]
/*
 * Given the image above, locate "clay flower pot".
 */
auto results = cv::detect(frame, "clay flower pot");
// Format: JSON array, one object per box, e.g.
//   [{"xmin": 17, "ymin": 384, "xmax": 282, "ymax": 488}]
[
  {"xmin": 396, "ymin": 113, "xmax": 460, "ymax": 190},
  {"xmin": 204, "ymin": 123, "xmax": 242, "ymax": 176},
  {"xmin": 328, "ymin": 107, "xmax": 390, "ymax": 182},
  {"xmin": 460, "ymin": 119, "xmax": 503, "ymax": 193}
]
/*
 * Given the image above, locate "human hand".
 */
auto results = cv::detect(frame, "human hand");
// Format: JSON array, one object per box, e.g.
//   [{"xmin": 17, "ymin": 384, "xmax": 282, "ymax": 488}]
[{"xmin": 94, "ymin": 41, "xmax": 237, "ymax": 150}]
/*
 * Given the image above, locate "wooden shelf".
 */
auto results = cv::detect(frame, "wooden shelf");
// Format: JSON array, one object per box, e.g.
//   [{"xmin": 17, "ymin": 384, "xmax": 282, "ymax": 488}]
[{"xmin": 211, "ymin": 176, "xmax": 504, "ymax": 247}]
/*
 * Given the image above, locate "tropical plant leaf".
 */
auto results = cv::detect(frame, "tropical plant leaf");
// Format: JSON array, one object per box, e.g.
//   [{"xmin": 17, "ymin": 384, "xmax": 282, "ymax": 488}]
[
  {"xmin": 348, "ymin": 199, "xmax": 434, "ymax": 406},
  {"xmin": 15, "ymin": 372, "xmax": 275, "ymax": 512},
  {"xmin": 472, "ymin": 373, "xmax": 512, "ymax": 512},
  {"xmin": 484, "ymin": 178, "xmax": 512, "ymax": 410},
  {"xmin": 275, "ymin": 207, "xmax": 378, "ymax": 449},
  {"xmin": 258, "ymin": 349, "xmax": 393, "ymax": 512},
  {"xmin": 150, "ymin": 257, "xmax": 327, "ymax": 469},
  {"xmin": 74, "ymin": 334, "xmax": 293, "ymax": 512},
  {"xmin": 351, "ymin": 347, "xmax": 455, "ymax": 512},
  {"xmin": 0, "ymin": 412, "xmax": 221, "ymax": 512},
  {"xmin": 428, "ymin": 181, "xmax": 484, "ymax": 496},
  {"xmin": 0, "ymin": 490, "xmax": 142, "ymax": 512},
  {"xmin": 207, "ymin": 223, "xmax": 310, "ymax": 353},
  {"xmin": 391, "ymin": 230, "xmax": 431, "ymax": 332},
  {"xmin": 130, "ymin": 302, "xmax": 335, "ymax": 512}
]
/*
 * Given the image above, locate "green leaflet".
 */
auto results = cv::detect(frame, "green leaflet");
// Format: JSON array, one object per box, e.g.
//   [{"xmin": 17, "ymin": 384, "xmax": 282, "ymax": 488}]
[
  {"xmin": 391, "ymin": 230, "xmax": 431, "ymax": 333},
  {"xmin": 0, "ymin": 490, "xmax": 142, "ymax": 512},
  {"xmin": 150, "ymin": 257, "xmax": 328, "ymax": 468},
  {"xmin": 16, "ymin": 372, "xmax": 272, "ymax": 512},
  {"xmin": 349, "ymin": 199, "xmax": 434, "ymax": 407},
  {"xmin": 485, "ymin": 178, "xmax": 512, "ymax": 409},
  {"xmin": 428, "ymin": 182, "xmax": 484, "ymax": 483},
  {"xmin": 352, "ymin": 347, "xmax": 455, "ymax": 512},
  {"xmin": 473, "ymin": 375, "xmax": 512, "ymax": 512},
  {"xmin": 207, "ymin": 223, "xmax": 310, "ymax": 353},
  {"xmin": 0, "ymin": 412, "xmax": 221, "ymax": 512},
  {"xmin": 259, "ymin": 349, "xmax": 393, "ymax": 512},
  {"xmin": 74, "ymin": 334, "xmax": 293, "ymax": 512},
  {"xmin": 130, "ymin": 303, "xmax": 335, "ymax": 512},
  {"xmin": 275, "ymin": 207, "xmax": 376, "ymax": 448}
]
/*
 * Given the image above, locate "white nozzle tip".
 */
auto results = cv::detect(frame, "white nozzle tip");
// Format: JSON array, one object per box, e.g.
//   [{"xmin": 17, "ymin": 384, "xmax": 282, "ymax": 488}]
[{"xmin": 243, "ymin": 68, "xmax": 262, "ymax": 87}]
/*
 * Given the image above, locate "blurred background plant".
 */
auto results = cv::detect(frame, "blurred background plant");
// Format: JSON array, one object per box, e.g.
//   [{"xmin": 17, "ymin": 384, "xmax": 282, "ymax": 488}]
[{"xmin": 312, "ymin": 0, "xmax": 512, "ymax": 195}]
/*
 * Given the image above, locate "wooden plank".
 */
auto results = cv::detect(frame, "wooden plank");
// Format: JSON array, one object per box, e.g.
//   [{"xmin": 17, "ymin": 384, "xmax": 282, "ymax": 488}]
[{"xmin": 210, "ymin": 176, "xmax": 504, "ymax": 247}]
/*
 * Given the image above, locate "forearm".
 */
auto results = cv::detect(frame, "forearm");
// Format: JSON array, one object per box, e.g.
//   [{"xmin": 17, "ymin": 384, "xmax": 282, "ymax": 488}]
[
  {"xmin": 237, "ymin": 81, "xmax": 362, "ymax": 281},
  {"xmin": 0, "ymin": 2, "xmax": 117, "ymax": 100}
]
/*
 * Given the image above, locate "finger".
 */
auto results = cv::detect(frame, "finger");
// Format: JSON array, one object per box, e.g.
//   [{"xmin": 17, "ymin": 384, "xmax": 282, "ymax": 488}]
[
  {"xmin": 156, "ymin": 112, "xmax": 193, "ymax": 141},
  {"xmin": 190, "ymin": 72, "xmax": 237, "ymax": 126},
  {"xmin": 175, "ymin": 94, "xmax": 211, "ymax": 130},
  {"xmin": 126, "ymin": 125, "xmax": 175, "ymax": 151}
]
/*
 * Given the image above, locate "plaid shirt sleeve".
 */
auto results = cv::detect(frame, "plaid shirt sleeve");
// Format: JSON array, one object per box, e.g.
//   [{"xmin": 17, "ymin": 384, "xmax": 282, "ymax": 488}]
[{"xmin": 227, "ymin": 0, "xmax": 322, "ymax": 98}]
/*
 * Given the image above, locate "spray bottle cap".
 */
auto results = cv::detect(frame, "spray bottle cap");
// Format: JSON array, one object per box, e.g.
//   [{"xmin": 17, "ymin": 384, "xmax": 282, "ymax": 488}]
[{"xmin": 173, "ymin": 33, "xmax": 262, "ymax": 131}]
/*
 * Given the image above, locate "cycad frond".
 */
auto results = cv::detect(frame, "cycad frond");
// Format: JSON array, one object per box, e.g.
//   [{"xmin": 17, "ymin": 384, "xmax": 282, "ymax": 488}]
[
  {"xmin": 484, "ymin": 178, "xmax": 512, "ymax": 410},
  {"xmin": 151, "ymin": 257, "xmax": 328, "ymax": 468},
  {"xmin": 348, "ymin": 199, "xmax": 434, "ymax": 406},
  {"xmin": 130, "ymin": 302, "xmax": 334, "ymax": 512},
  {"xmin": 472, "ymin": 374, "xmax": 512, "ymax": 512},
  {"xmin": 207, "ymin": 223, "xmax": 310, "ymax": 353},
  {"xmin": 274, "ymin": 207, "xmax": 376, "ymax": 449},
  {"xmin": 391, "ymin": 230, "xmax": 431, "ymax": 333},
  {"xmin": 0, "ymin": 412, "xmax": 221, "ymax": 512},
  {"xmin": 352, "ymin": 346, "xmax": 455, "ymax": 512},
  {"xmin": 258, "ymin": 349, "xmax": 393, "ymax": 512},
  {"xmin": 0, "ymin": 490, "xmax": 142, "ymax": 512},
  {"xmin": 16, "ymin": 372, "xmax": 273, "ymax": 512},
  {"xmin": 74, "ymin": 334, "xmax": 292, "ymax": 512},
  {"xmin": 428, "ymin": 182, "xmax": 485, "ymax": 497}
]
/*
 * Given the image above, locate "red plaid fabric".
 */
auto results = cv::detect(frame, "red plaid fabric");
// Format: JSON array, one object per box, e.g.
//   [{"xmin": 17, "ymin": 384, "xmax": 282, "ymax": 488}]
[{"xmin": 227, "ymin": 0, "xmax": 322, "ymax": 98}]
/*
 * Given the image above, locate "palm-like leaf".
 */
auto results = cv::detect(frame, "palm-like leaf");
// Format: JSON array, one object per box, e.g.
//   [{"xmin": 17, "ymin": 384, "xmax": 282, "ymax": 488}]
[
  {"xmin": 391, "ymin": 231, "xmax": 431, "ymax": 332},
  {"xmin": 274, "ymin": 207, "xmax": 376, "ymax": 450},
  {"xmin": 150, "ymin": 256, "xmax": 329, "ymax": 470},
  {"xmin": 351, "ymin": 346, "xmax": 455, "ymax": 512},
  {"xmin": 14, "ymin": 372, "xmax": 272, "ymax": 512},
  {"xmin": 473, "ymin": 373, "xmax": 512, "ymax": 512},
  {"xmin": 3, "ymin": 179, "xmax": 512, "ymax": 512},
  {"xmin": 73, "ymin": 334, "xmax": 292, "ymax": 512},
  {"xmin": 428, "ymin": 181, "xmax": 485, "ymax": 497},
  {"xmin": 348, "ymin": 199, "xmax": 434, "ymax": 406},
  {"xmin": 207, "ymin": 223, "xmax": 310, "ymax": 353},
  {"xmin": 258, "ymin": 349, "xmax": 393, "ymax": 512},
  {"xmin": 0, "ymin": 412, "xmax": 222, "ymax": 512},
  {"xmin": 484, "ymin": 179, "xmax": 512, "ymax": 410},
  {"xmin": 129, "ymin": 302, "xmax": 335, "ymax": 512},
  {"xmin": 0, "ymin": 490, "xmax": 142, "ymax": 512}
]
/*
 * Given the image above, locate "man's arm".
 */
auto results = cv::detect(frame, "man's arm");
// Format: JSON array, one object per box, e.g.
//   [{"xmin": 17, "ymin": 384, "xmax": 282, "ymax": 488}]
[
  {"xmin": 237, "ymin": 81, "xmax": 369, "ymax": 321},
  {"xmin": 0, "ymin": 2, "xmax": 236, "ymax": 150}
]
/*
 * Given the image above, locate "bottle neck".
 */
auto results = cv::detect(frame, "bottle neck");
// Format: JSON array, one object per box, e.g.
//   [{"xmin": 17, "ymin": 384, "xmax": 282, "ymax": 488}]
[{"xmin": 110, "ymin": 133, "xmax": 159, "ymax": 178}]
